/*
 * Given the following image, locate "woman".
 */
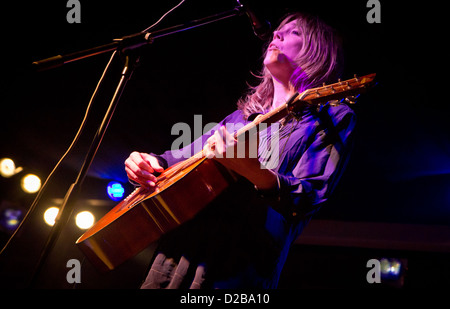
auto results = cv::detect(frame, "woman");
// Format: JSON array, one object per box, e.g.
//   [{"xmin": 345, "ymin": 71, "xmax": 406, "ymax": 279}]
[{"xmin": 125, "ymin": 12, "xmax": 356, "ymax": 289}]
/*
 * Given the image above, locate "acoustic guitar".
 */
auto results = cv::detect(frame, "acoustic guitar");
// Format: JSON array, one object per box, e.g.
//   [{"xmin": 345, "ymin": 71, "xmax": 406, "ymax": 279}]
[{"xmin": 76, "ymin": 73, "xmax": 376, "ymax": 272}]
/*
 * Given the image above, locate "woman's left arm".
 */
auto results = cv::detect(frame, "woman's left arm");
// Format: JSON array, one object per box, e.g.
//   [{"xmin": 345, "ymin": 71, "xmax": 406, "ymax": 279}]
[{"xmin": 207, "ymin": 105, "xmax": 357, "ymax": 218}]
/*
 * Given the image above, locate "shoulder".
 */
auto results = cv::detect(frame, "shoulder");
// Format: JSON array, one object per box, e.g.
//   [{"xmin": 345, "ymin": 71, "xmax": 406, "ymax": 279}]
[
  {"xmin": 324, "ymin": 103, "xmax": 356, "ymax": 130},
  {"xmin": 328, "ymin": 103, "xmax": 355, "ymax": 120}
]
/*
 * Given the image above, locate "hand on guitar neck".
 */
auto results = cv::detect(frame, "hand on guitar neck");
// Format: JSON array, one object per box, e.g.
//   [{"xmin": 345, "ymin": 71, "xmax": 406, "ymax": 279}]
[{"xmin": 203, "ymin": 126, "xmax": 278, "ymax": 191}]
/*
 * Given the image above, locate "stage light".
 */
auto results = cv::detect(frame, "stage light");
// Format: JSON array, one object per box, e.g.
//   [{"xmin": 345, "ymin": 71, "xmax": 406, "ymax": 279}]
[
  {"xmin": 380, "ymin": 258, "xmax": 402, "ymax": 281},
  {"xmin": 106, "ymin": 181, "xmax": 125, "ymax": 201},
  {"xmin": 44, "ymin": 207, "xmax": 59, "ymax": 226},
  {"xmin": 75, "ymin": 211, "xmax": 95, "ymax": 230},
  {"xmin": 21, "ymin": 174, "xmax": 41, "ymax": 193},
  {"xmin": 0, "ymin": 208, "xmax": 23, "ymax": 231},
  {"xmin": 0, "ymin": 158, "xmax": 22, "ymax": 178}
]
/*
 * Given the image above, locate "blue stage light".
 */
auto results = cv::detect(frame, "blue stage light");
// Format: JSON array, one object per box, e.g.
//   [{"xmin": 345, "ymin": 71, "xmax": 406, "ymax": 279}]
[
  {"xmin": 0, "ymin": 208, "xmax": 23, "ymax": 230},
  {"xmin": 380, "ymin": 258, "xmax": 402, "ymax": 281},
  {"xmin": 106, "ymin": 182, "xmax": 125, "ymax": 201}
]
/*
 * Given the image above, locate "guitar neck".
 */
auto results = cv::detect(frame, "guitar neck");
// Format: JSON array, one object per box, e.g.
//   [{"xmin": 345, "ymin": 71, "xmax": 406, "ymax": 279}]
[
  {"xmin": 235, "ymin": 73, "xmax": 376, "ymax": 137},
  {"xmin": 157, "ymin": 73, "xmax": 376, "ymax": 180},
  {"xmin": 234, "ymin": 100, "xmax": 293, "ymax": 138},
  {"xmin": 158, "ymin": 101, "xmax": 293, "ymax": 180}
]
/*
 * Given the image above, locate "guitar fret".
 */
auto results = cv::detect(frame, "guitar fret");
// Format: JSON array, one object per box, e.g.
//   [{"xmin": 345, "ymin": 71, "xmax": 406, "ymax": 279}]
[{"xmin": 155, "ymin": 73, "xmax": 376, "ymax": 184}]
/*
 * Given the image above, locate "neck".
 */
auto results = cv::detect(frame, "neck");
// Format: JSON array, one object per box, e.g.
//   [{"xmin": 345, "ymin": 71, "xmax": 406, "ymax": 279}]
[{"xmin": 271, "ymin": 77, "xmax": 296, "ymax": 111}]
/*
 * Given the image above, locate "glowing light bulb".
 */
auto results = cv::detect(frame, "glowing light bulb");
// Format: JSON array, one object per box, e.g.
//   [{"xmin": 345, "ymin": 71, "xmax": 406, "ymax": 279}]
[
  {"xmin": 75, "ymin": 211, "xmax": 95, "ymax": 229},
  {"xmin": 44, "ymin": 207, "xmax": 59, "ymax": 226},
  {"xmin": 0, "ymin": 158, "xmax": 22, "ymax": 178},
  {"xmin": 21, "ymin": 174, "xmax": 41, "ymax": 193}
]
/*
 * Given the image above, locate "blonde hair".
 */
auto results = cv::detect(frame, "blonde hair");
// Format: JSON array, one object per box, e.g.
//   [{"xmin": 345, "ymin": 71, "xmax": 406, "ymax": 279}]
[{"xmin": 237, "ymin": 12, "xmax": 344, "ymax": 118}]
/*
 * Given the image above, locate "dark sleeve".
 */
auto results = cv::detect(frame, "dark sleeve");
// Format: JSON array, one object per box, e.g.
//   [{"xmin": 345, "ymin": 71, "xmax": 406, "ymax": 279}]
[{"xmin": 259, "ymin": 106, "xmax": 357, "ymax": 219}]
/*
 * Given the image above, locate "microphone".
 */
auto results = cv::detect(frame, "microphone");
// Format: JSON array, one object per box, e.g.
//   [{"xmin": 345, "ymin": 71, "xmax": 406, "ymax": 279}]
[{"xmin": 237, "ymin": 0, "xmax": 271, "ymax": 40}]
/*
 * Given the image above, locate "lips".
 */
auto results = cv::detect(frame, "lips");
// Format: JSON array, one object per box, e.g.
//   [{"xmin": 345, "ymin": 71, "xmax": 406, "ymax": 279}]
[{"xmin": 268, "ymin": 43, "xmax": 279, "ymax": 51}]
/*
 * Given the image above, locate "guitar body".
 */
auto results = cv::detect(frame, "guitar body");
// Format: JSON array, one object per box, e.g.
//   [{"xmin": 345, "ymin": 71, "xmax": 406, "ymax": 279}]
[{"xmin": 76, "ymin": 158, "xmax": 237, "ymax": 272}]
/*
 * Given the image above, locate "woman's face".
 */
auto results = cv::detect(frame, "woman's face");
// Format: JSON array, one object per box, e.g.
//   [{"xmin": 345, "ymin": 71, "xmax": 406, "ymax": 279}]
[{"xmin": 263, "ymin": 19, "xmax": 304, "ymax": 82}]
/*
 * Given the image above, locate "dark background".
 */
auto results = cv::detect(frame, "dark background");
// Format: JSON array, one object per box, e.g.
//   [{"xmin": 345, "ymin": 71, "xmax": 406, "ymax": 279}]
[{"xmin": 0, "ymin": 0, "xmax": 449, "ymax": 289}]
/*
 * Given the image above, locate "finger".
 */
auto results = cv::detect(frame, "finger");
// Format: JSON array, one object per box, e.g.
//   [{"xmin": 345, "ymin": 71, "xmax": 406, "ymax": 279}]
[
  {"xmin": 218, "ymin": 126, "xmax": 237, "ymax": 158},
  {"xmin": 203, "ymin": 142, "xmax": 214, "ymax": 159},
  {"xmin": 222, "ymin": 126, "xmax": 237, "ymax": 147},
  {"xmin": 218, "ymin": 126, "xmax": 226, "ymax": 142},
  {"xmin": 131, "ymin": 153, "xmax": 154, "ymax": 174},
  {"xmin": 147, "ymin": 155, "xmax": 165, "ymax": 173},
  {"xmin": 126, "ymin": 156, "xmax": 158, "ymax": 183},
  {"xmin": 127, "ymin": 152, "xmax": 153, "ymax": 174},
  {"xmin": 126, "ymin": 158, "xmax": 149, "ymax": 179},
  {"xmin": 139, "ymin": 153, "xmax": 165, "ymax": 173},
  {"xmin": 125, "ymin": 166, "xmax": 149, "ymax": 188},
  {"xmin": 125, "ymin": 165, "xmax": 157, "ymax": 185},
  {"xmin": 213, "ymin": 130, "xmax": 225, "ymax": 158},
  {"xmin": 125, "ymin": 156, "xmax": 141, "ymax": 175},
  {"xmin": 125, "ymin": 166, "xmax": 138, "ymax": 182}
]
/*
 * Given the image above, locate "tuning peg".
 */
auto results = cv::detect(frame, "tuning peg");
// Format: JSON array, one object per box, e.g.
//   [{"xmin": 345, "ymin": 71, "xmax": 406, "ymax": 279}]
[
  {"xmin": 345, "ymin": 96, "xmax": 358, "ymax": 104},
  {"xmin": 328, "ymin": 100, "xmax": 340, "ymax": 107},
  {"xmin": 316, "ymin": 103, "xmax": 323, "ymax": 112}
]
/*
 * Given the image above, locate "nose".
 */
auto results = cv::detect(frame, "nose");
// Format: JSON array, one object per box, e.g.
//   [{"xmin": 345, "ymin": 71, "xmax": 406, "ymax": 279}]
[{"xmin": 273, "ymin": 30, "xmax": 283, "ymax": 41}]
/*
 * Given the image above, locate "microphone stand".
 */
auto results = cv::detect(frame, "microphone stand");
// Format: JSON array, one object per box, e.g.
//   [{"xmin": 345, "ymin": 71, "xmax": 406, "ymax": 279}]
[
  {"xmin": 33, "ymin": 6, "xmax": 244, "ymax": 71},
  {"xmin": 28, "ymin": 5, "xmax": 245, "ymax": 287}
]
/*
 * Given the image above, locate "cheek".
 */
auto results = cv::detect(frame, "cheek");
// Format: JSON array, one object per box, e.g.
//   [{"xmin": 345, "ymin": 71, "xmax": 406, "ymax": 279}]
[
  {"xmin": 284, "ymin": 41, "xmax": 303, "ymax": 59},
  {"xmin": 264, "ymin": 51, "xmax": 297, "ymax": 78}
]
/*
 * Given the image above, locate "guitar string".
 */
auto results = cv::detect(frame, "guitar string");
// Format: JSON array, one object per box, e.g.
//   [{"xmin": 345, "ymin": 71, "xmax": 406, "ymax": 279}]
[
  {"xmin": 155, "ymin": 102, "xmax": 289, "ymax": 182},
  {"xmin": 155, "ymin": 74, "xmax": 374, "ymax": 183}
]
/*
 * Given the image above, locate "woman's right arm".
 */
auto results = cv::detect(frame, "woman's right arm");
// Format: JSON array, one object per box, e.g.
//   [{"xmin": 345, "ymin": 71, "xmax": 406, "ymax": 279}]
[{"xmin": 124, "ymin": 110, "xmax": 246, "ymax": 189}]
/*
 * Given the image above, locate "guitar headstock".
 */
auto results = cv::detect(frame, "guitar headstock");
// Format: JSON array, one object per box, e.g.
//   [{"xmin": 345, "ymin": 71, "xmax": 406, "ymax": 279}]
[{"xmin": 288, "ymin": 73, "xmax": 376, "ymax": 115}]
